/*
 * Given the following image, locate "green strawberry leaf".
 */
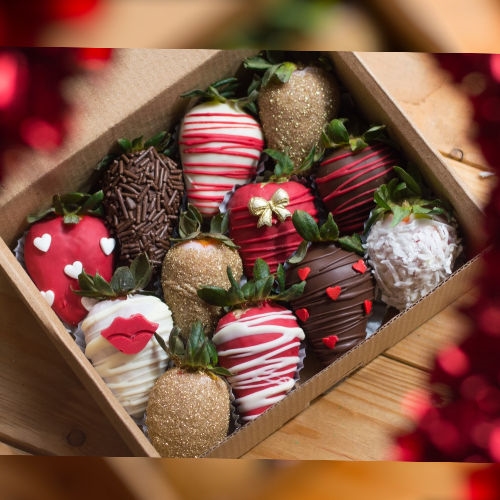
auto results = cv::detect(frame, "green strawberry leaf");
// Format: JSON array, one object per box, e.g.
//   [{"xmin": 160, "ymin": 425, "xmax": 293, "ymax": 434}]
[
  {"xmin": 337, "ymin": 234, "xmax": 365, "ymax": 256},
  {"xmin": 394, "ymin": 165, "xmax": 422, "ymax": 196},
  {"xmin": 110, "ymin": 267, "xmax": 135, "ymax": 294},
  {"xmin": 196, "ymin": 286, "xmax": 229, "ymax": 307},
  {"xmin": 276, "ymin": 280, "xmax": 306, "ymax": 302},
  {"xmin": 253, "ymin": 258, "xmax": 271, "ymax": 281},
  {"xmin": 292, "ymin": 210, "xmax": 320, "ymax": 242},
  {"xmin": 349, "ymin": 137, "xmax": 369, "ymax": 152},
  {"xmin": 287, "ymin": 240, "xmax": 309, "ymax": 264},
  {"xmin": 319, "ymin": 213, "xmax": 339, "ymax": 241}
]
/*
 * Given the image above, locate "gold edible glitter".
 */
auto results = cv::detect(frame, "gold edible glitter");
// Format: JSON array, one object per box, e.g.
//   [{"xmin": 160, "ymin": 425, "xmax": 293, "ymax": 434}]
[
  {"xmin": 258, "ymin": 65, "xmax": 340, "ymax": 166},
  {"xmin": 161, "ymin": 240, "xmax": 243, "ymax": 334},
  {"xmin": 146, "ymin": 369, "xmax": 231, "ymax": 457}
]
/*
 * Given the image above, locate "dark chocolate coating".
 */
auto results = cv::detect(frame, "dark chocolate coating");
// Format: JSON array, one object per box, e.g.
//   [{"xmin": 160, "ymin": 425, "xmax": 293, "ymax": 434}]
[
  {"xmin": 315, "ymin": 143, "xmax": 399, "ymax": 234},
  {"xmin": 286, "ymin": 243, "xmax": 375, "ymax": 367}
]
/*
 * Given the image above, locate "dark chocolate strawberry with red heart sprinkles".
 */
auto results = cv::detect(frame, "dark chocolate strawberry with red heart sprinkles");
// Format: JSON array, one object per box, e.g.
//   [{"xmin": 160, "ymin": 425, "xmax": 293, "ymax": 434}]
[
  {"xmin": 286, "ymin": 210, "xmax": 375, "ymax": 367},
  {"xmin": 227, "ymin": 148, "xmax": 319, "ymax": 277},
  {"xmin": 23, "ymin": 191, "xmax": 115, "ymax": 327}
]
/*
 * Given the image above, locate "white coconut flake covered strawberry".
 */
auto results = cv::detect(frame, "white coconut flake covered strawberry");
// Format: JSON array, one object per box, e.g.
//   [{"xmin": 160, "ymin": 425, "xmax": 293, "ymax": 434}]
[
  {"xmin": 198, "ymin": 258, "xmax": 306, "ymax": 422},
  {"xmin": 365, "ymin": 167, "xmax": 462, "ymax": 311},
  {"xmin": 179, "ymin": 78, "xmax": 264, "ymax": 218},
  {"xmin": 76, "ymin": 254, "xmax": 173, "ymax": 419},
  {"xmin": 366, "ymin": 215, "xmax": 460, "ymax": 311}
]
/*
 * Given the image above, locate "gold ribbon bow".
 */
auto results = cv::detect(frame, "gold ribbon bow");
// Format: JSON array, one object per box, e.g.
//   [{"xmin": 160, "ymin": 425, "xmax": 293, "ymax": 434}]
[{"xmin": 248, "ymin": 187, "xmax": 292, "ymax": 228}]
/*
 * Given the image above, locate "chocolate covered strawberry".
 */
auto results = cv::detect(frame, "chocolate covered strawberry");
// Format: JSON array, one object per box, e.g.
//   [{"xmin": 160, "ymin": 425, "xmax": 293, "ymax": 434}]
[
  {"xmin": 99, "ymin": 132, "xmax": 184, "ymax": 279},
  {"xmin": 315, "ymin": 118, "xmax": 400, "ymax": 234},
  {"xmin": 286, "ymin": 210, "xmax": 375, "ymax": 367},
  {"xmin": 244, "ymin": 52, "xmax": 340, "ymax": 166},
  {"xmin": 365, "ymin": 167, "xmax": 462, "ymax": 311},
  {"xmin": 198, "ymin": 259, "xmax": 306, "ymax": 422},
  {"xmin": 227, "ymin": 149, "xmax": 318, "ymax": 277},
  {"xmin": 75, "ymin": 254, "xmax": 173, "ymax": 419},
  {"xmin": 23, "ymin": 191, "xmax": 115, "ymax": 327},
  {"xmin": 146, "ymin": 321, "xmax": 231, "ymax": 457},
  {"xmin": 179, "ymin": 78, "xmax": 264, "ymax": 218},
  {"xmin": 161, "ymin": 204, "xmax": 243, "ymax": 334}
]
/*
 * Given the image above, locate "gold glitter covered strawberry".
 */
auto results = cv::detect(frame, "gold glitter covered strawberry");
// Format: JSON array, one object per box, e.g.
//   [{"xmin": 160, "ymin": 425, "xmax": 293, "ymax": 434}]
[
  {"xmin": 161, "ymin": 204, "xmax": 243, "ymax": 334},
  {"xmin": 244, "ymin": 51, "xmax": 341, "ymax": 166},
  {"xmin": 146, "ymin": 321, "xmax": 231, "ymax": 457}
]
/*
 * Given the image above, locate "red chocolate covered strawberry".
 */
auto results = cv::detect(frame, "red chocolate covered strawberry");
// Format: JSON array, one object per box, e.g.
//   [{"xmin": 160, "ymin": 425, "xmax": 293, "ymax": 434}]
[
  {"xmin": 315, "ymin": 118, "xmax": 400, "ymax": 234},
  {"xmin": 198, "ymin": 258, "xmax": 306, "ymax": 422},
  {"xmin": 286, "ymin": 210, "xmax": 375, "ymax": 367},
  {"xmin": 23, "ymin": 191, "xmax": 115, "ymax": 326},
  {"xmin": 179, "ymin": 78, "xmax": 264, "ymax": 218},
  {"xmin": 227, "ymin": 149, "xmax": 318, "ymax": 277}
]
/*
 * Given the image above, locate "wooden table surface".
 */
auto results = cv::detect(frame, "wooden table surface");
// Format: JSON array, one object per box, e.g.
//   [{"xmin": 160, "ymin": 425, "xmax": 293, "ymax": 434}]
[{"xmin": 0, "ymin": 52, "xmax": 496, "ymax": 458}]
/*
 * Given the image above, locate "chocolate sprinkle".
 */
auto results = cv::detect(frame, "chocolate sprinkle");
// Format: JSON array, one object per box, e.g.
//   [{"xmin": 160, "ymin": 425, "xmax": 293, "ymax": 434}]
[{"xmin": 100, "ymin": 146, "xmax": 184, "ymax": 277}]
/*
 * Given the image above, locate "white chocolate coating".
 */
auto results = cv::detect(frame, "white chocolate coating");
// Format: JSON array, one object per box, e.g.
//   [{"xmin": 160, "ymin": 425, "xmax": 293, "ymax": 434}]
[
  {"xmin": 81, "ymin": 294, "xmax": 173, "ymax": 418},
  {"xmin": 212, "ymin": 304, "xmax": 305, "ymax": 422},
  {"xmin": 366, "ymin": 215, "xmax": 461, "ymax": 311},
  {"xmin": 179, "ymin": 100, "xmax": 264, "ymax": 217}
]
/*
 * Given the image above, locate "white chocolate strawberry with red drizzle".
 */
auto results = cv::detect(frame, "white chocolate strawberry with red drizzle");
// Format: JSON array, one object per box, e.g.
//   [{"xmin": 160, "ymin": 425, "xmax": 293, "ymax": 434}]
[
  {"xmin": 75, "ymin": 254, "xmax": 173, "ymax": 419},
  {"xmin": 227, "ymin": 149, "xmax": 318, "ymax": 277},
  {"xmin": 23, "ymin": 191, "xmax": 115, "ymax": 326},
  {"xmin": 179, "ymin": 78, "xmax": 264, "ymax": 218},
  {"xmin": 198, "ymin": 258, "xmax": 306, "ymax": 422}
]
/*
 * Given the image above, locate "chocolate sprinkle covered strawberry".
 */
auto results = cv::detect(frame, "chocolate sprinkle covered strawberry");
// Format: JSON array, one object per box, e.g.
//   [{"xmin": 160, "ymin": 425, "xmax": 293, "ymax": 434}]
[
  {"xmin": 315, "ymin": 119, "xmax": 400, "ymax": 234},
  {"xmin": 365, "ymin": 167, "xmax": 462, "ymax": 311},
  {"xmin": 198, "ymin": 258, "xmax": 306, "ymax": 422},
  {"xmin": 100, "ymin": 133, "xmax": 184, "ymax": 279},
  {"xmin": 286, "ymin": 210, "xmax": 375, "ymax": 366},
  {"xmin": 23, "ymin": 191, "xmax": 115, "ymax": 327}
]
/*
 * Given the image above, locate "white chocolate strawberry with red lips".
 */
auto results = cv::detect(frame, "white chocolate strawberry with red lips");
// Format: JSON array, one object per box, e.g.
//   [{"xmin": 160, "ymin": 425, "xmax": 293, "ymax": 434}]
[
  {"xmin": 23, "ymin": 191, "xmax": 115, "ymax": 327},
  {"xmin": 179, "ymin": 78, "xmax": 264, "ymax": 218},
  {"xmin": 75, "ymin": 254, "xmax": 173, "ymax": 419}
]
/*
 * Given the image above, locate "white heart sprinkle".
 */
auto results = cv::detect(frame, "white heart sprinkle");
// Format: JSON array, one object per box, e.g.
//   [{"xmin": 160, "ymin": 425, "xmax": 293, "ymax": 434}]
[
  {"xmin": 33, "ymin": 233, "xmax": 52, "ymax": 253},
  {"xmin": 81, "ymin": 296, "xmax": 97, "ymax": 312},
  {"xmin": 64, "ymin": 261, "xmax": 83, "ymax": 280},
  {"xmin": 41, "ymin": 290, "xmax": 55, "ymax": 306},
  {"xmin": 100, "ymin": 237, "xmax": 116, "ymax": 256}
]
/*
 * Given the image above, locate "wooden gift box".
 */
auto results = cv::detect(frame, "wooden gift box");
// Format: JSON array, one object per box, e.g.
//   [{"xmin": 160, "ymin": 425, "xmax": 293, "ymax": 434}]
[{"xmin": 0, "ymin": 50, "xmax": 484, "ymax": 456}]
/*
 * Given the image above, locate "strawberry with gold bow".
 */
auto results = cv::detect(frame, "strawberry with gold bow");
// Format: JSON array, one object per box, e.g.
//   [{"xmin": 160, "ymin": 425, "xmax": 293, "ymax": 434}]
[{"xmin": 227, "ymin": 148, "xmax": 318, "ymax": 277}]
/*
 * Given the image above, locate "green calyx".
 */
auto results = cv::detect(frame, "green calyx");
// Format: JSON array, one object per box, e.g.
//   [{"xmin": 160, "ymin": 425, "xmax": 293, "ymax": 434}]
[
  {"xmin": 181, "ymin": 76, "xmax": 258, "ymax": 113},
  {"xmin": 27, "ymin": 191, "xmax": 104, "ymax": 225},
  {"xmin": 154, "ymin": 321, "xmax": 230, "ymax": 377},
  {"xmin": 365, "ymin": 166, "xmax": 452, "ymax": 231},
  {"xmin": 73, "ymin": 253, "xmax": 153, "ymax": 300},
  {"xmin": 244, "ymin": 52, "xmax": 298, "ymax": 87},
  {"xmin": 320, "ymin": 118, "xmax": 389, "ymax": 155},
  {"xmin": 198, "ymin": 258, "xmax": 305, "ymax": 311},
  {"xmin": 173, "ymin": 204, "xmax": 238, "ymax": 249},
  {"xmin": 116, "ymin": 131, "xmax": 172, "ymax": 155},
  {"xmin": 289, "ymin": 210, "xmax": 365, "ymax": 264},
  {"xmin": 264, "ymin": 147, "xmax": 319, "ymax": 182}
]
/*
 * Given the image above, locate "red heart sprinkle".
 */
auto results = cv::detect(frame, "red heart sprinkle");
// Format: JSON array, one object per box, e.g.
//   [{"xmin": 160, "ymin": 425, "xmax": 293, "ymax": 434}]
[
  {"xmin": 326, "ymin": 286, "xmax": 342, "ymax": 300},
  {"xmin": 352, "ymin": 259, "xmax": 368, "ymax": 274},
  {"xmin": 101, "ymin": 314, "xmax": 159, "ymax": 355},
  {"xmin": 364, "ymin": 299, "xmax": 373, "ymax": 315},
  {"xmin": 322, "ymin": 335, "xmax": 339, "ymax": 349},
  {"xmin": 297, "ymin": 267, "xmax": 311, "ymax": 281},
  {"xmin": 295, "ymin": 308, "xmax": 310, "ymax": 322}
]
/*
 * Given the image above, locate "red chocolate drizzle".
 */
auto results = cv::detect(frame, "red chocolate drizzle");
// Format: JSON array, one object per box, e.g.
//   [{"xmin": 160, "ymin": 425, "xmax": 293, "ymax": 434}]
[
  {"xmin": 315, "ymin": 143, "xmax": 399, "ymax": 234},
  {"xmin": 100, "ymin": 146, "xmax": 184, "ymax": 276},
  {"xmin": 286, "ymin": 243, "xmax": 375, "ymax": 367},
  {"xmin": 228, "ymin": 181, "xmax": 318, "ymax": 276}
]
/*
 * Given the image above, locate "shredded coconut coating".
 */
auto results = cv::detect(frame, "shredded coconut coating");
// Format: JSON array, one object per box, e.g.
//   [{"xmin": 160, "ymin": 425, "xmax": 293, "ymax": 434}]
[{"xmin": 366, "ymin": 215, "xmax": 461, "ymax": 311}]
